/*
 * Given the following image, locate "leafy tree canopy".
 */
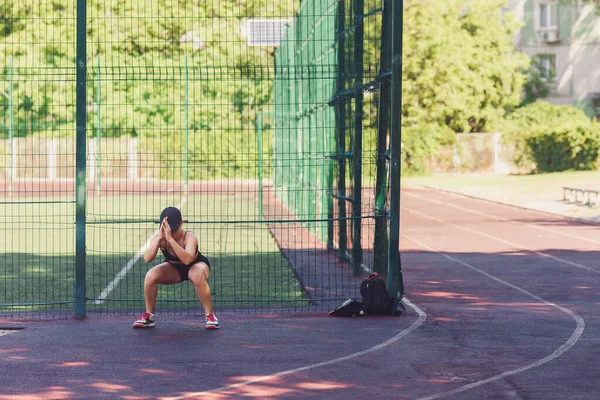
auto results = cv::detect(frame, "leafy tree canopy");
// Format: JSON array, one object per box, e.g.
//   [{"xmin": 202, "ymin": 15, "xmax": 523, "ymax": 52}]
[{"xmin": 402, "ymin": 0, "xmax": 530, "ymax": 133}]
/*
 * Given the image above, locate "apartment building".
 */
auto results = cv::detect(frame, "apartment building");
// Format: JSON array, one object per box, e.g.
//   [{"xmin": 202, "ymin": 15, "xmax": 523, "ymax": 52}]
[{"xmin": 508, "ymin": 0, "xmax": 600, "ymax": 116}]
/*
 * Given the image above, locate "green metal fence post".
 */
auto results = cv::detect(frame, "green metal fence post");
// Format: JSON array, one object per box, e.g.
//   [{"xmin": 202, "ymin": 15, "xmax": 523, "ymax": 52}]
[
  {"xmin": 295, "ymin": 13, "xmax": 306, "ymax": 224},
  {"xmin": 373, "ymin": 0, "xmax": 392, "ymax": 276},
  {"xmin": 8, "ymin": 56, "xmax": 14, "ymax": 196},
  {"xmin": 307, "ymin": 42, "xmax": 316, "ymax": 236},
  {"xmin": 387, "ymin": 0, "xmax": 404, "ymax": 299},
  {"xmin": 184, "ymin": 54, "xmax": 189, "ymax": 196},
  {"xmin": 287, "ymin": 27, "xmax": 297, "ymax": 212},
  {"xmin": 96, "ymin": 53, "xmax": 101, "ymax": 193},
  {"xmin": 75, "ymin": 0, "xmax": 87, "ymax": 318},
  {"xmin": 326, "ymin": 107, "xmax": 335, "ymax": 250},
  {"xmin": 352, "ymin": 0, "xmax": 365, "ymax": 275},
  {"xmin": 255, "ymin": 112, "xmax": 265, "ymax": 220},
  {"xmin": 254, "ymin": 111, "xmax": 273, "ymax": 221},
  {"xmin": 335, "ymin": 0, "xmax": 348, "ymax": 260},
  {"xmin": 273, "ymin": 42, "xmax": 282, "ymax": 201},
  {"xmin": 326, "ymin": 2, "xmax": 336, "ymax": 250}
]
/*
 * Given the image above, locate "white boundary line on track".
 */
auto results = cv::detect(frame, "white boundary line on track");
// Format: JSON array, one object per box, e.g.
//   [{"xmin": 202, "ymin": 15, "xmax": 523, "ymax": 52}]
[
  {"xmin": 406, "ymin": 189, "xmax": 600, "ymax": 246},
  {"xmin": 94, "ymin": 197, "xmax": 187, "ymax": 305},
  {"xmin": 403, "ymin": 233, "xmax": 585, "ymax": 400},
  {"xmin": 162, "ymin": 300, "xmax": 427, "ymax": 400},
  {"xmin": 402, "ymin": 195, "xmax": 600, "ymax": 275}
]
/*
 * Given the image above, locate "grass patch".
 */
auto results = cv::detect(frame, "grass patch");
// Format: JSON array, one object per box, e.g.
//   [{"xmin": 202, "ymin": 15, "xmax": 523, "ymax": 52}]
[{"xmin": 0, "ymin": 194, "xmax": 308, "ymax": 313}]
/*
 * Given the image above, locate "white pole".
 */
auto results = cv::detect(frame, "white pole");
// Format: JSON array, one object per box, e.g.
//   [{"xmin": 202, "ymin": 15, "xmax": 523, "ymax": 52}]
[
  {"xmin": 453, "ymin": 145, "xmax": 460, "ymax": 175},
  {"xmin": 493, "ymin": 132, "xmax": 501, "ymax": 175},
  {"xmin": 89, "ymin": 139, "xmax": 96, "ymax": 183},
  {"xmin": 47, "ymin": 138, "xmax": 57, "ymax": 180},
  {"xmin": 128, "ymin": 138, "xmax": 138, "ymax": 180},
  {"xmin": 11, "ymin": 138, "xmax": 18, "ymax": 181}
]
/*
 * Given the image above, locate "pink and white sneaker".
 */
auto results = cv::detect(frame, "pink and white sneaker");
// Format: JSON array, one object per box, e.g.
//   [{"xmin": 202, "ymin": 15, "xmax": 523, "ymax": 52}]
[
  {"xmin": 133, "ymin": 312, "xmax": 155, "ymax": 328},
  {"xmin": 205, "ymin": 314, "xmax": 220, "ymax": 330}
]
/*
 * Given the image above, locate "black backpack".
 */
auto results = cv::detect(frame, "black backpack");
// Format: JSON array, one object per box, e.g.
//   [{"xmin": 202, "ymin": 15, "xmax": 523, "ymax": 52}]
[{"xmin": 360, "ymin": 272, "xmax": 401, "ymax": 316}]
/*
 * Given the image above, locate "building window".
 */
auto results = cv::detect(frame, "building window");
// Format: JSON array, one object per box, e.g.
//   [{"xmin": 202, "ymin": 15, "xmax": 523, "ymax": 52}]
[
  {"xmin": 499, "ymin": 7, "xmax": 508, "ymax": 24},
  {"xmin": 535, "ymin": 54, "xmax": 556, "ymax": 80},
  {"xmin": 537, "ymin": 2, "xmax": 558, "ymax": 29}
]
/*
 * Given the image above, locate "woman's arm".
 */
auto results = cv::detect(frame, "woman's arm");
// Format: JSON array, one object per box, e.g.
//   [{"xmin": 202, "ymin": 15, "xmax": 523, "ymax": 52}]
[
  {"xmin": 144, "ymin": 230, "xmax": 164, "ymax": 263},
  {"xmin": 163, "ymin": 220, "xmax": 198, "ymax": 265}
]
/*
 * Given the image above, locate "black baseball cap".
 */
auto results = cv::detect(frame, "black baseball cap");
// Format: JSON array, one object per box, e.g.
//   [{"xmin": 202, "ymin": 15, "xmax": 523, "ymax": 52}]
[{"xmin": 160, "ymin": 207, "xmax": 183, "ymax": 232}]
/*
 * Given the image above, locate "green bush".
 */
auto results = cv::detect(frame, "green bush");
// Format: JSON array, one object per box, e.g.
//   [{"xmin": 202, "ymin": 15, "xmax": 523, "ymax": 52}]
[
  {"xmin": 502, "ymin": 101, "xmax": 600, "ymax": 173},
  {"xmin": 505, "ymin": 100, "xmax": 587, "ymax": 127},
  {"xmin": 401, "ymin": 124, "xmax": 455, "ymax": 176},
  {"xmin": 526, "ymin": 122, "xmax": 600, "ymax": 172}
]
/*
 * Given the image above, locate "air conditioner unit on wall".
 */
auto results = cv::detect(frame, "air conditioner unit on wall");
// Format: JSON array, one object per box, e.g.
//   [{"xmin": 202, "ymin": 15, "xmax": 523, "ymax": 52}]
[
  {"xmin": 246, "ymin": 19, "xmax": 292, "ymax": 47},
  {"xmin": 538, "ymin": 29, "xmax": 559, "ymax": 43}
]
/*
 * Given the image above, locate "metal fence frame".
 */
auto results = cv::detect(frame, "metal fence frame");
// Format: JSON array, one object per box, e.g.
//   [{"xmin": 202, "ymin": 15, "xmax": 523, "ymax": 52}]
[{"xmin": 0, "ymin": 0, "xmax": 403, "ymax": 317}]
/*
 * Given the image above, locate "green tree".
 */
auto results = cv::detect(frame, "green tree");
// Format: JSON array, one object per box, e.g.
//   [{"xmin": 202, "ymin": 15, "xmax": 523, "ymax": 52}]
[
  {"xmin": 402, "ymin": 0, "xmax": 530, "ymax": 132},
  {"xmin": 0, "ymin": 0, "xmax": 297, "ymax": 178},
  {"xmin": 521, "ymin": 56, "xmax": 555, "ymax": 106},
  {"xmin": 0, "ymin": 1, "xmax": 30, "ymax": 37}
]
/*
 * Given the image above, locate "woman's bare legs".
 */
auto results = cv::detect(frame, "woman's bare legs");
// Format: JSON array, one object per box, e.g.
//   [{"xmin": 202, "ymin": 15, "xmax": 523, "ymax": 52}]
[
  {"xmin": 188, "ymin": 262, "xmax": 214, "ymax": 315},
  {"xmin": 143, "ymin": 262, "xmax": 181, "ymax": 314}
]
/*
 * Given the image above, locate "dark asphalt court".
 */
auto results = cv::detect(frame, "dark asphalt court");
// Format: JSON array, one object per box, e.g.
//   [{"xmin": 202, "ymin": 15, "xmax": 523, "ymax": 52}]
[{"xmin": 2, "ymin": 188, "xmax": 599, "ymax": 399}]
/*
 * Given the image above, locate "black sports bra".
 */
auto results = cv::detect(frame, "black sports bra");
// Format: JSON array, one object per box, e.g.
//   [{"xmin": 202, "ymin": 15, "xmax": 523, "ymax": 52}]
[{"xmin": 160, "ymin": 231, "xmax": 198, "ymax": 263}]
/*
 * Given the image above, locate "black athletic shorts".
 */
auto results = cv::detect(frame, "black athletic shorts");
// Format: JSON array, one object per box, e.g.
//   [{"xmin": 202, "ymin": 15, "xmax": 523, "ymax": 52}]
[{"xmin": 165, "ymin": 252, "xmax": 211, "ymax": 281}]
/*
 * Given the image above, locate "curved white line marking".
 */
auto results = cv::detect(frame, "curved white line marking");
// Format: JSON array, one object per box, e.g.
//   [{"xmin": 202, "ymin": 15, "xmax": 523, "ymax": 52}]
[
  {"xmin": 403, "ymin": 233, "xmax": 585, "ymax": 400},
  {"xmin": 163, "ymin": 301, "xmax": 427, "ymax": 400},
  {"xmin": 402, "ymin": 204, "xmax": 600, "ymax": 275},
  {"xmin": 406, "ymin": 189, "xmax": 600, "ymax": 246}
]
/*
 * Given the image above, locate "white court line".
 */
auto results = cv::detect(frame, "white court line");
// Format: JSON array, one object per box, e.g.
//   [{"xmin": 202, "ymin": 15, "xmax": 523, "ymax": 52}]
[
  {"xmin": 401, "ymin": 204, "xmax": 600, "ymax": 275},
  {"xmin": 404, "ymin": 234, "xmax": 585, "ymax": 400},
  {"xmin": 162, "ymin": 300, "xmax": 427, "ymax": 400},
  {"xmin": 406, "ymin": 189, "xmax": 600, "ymax": 246},
  {"xmin": 94, "ymin": 197, "xmax": 187, "ymax": 305}
]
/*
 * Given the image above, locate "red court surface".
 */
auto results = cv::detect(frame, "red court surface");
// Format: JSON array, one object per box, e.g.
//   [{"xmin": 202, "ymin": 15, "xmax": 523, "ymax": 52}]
[{"xmin": 2, "ymin": 187, "xmax": 600, "ymax": 399}]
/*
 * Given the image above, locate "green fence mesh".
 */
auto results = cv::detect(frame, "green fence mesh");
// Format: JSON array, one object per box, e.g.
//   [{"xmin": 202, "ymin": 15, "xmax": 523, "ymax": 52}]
[
  {"xmin": 273, "ymin": 0, "xmax": 387, "ymax": 274},
  {"xmin": 273, "ymin": 0, "xmax": 337, "ymax": 245},
  {"xmin": 1, "ymin": 0, "xmax": 78, "ymax": 316},
  {"xmin": 0, "ymin": 0, "xmax": 398, "ymax": 317}
]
